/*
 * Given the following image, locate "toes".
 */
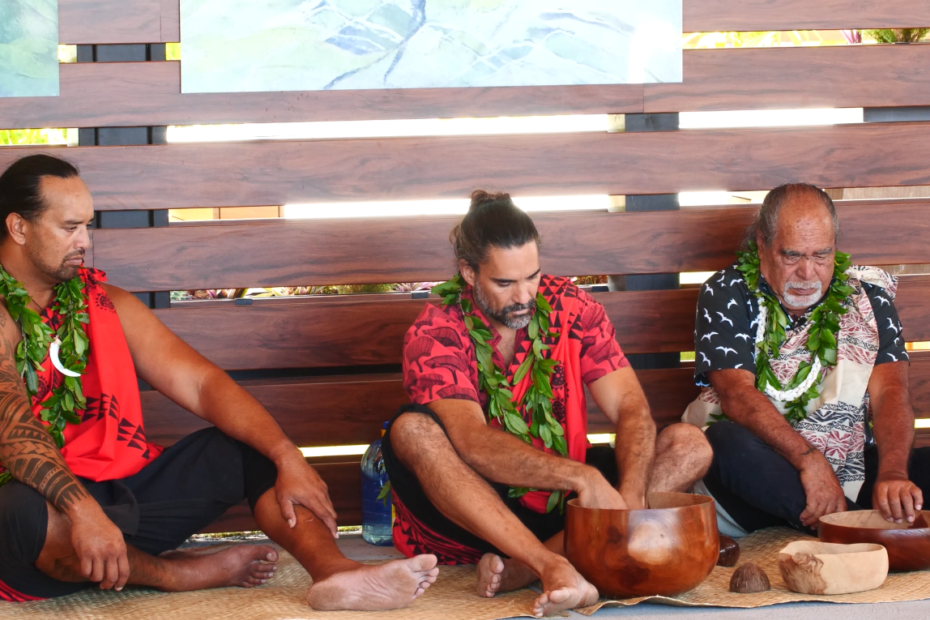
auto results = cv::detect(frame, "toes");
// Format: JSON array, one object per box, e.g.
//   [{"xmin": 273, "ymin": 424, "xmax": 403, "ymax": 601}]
[
  {"xmin": 413, "ymin": 586, "xmax": 426, "ymax": 599},
  {"xmin": 418, "ymin": 580, "xmax": 432, "ymax": 591}
]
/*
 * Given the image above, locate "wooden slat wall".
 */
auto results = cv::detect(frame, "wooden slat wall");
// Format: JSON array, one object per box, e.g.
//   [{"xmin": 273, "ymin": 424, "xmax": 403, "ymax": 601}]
[
  {"xmin": 5, "ymin": 45, "xmax": 930, "ymax": 128},
  {"xmin": 6, "ymin": 0, "xmax": 930, "ymax": 530}
]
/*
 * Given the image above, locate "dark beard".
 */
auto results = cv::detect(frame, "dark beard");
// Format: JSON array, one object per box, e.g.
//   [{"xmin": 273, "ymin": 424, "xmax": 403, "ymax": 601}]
[
  {"xmin": 473, "ymin": 281, "xmax": 534, "ymax": 330},
  {"xmin": 29, "ymin": 246, "xmax": 83, "ymax": 283}
]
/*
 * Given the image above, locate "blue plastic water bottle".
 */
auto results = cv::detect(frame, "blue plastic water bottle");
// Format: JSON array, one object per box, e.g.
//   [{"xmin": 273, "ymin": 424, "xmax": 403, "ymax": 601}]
[{"xmin": 361, "ymin": 421, "xmax": 393, "ymax": 546}]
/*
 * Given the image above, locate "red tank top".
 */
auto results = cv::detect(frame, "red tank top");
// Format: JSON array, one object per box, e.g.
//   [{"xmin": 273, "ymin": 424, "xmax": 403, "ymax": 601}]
[{"xmin": 31, "ymin": 268, "xmax": 162, "ymax": 481}]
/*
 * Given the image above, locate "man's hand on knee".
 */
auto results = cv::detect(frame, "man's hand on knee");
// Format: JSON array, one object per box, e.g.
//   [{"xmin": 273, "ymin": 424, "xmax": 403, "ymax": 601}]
[
  {"xmin": 575, "ymin": 466, "xmax": 627, "ymax": 511},
  {"xmin": 274, "ymin": 453, "xmax": 339, "ymax": 538},
  {"xmin": 68, "ymin": 500, "xmax": 130, "ymax": 590}
]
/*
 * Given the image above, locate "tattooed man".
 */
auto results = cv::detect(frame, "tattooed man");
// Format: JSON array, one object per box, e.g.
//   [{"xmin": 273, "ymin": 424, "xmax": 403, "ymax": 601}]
[{"xmin": 0, "ymin": 155, "xmax": 437, "ymax": 607}]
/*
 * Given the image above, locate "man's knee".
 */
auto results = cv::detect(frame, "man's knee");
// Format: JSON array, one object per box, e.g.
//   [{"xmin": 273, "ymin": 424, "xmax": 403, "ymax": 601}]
[
  {"xmin": 658, "ymin": 423, "xmax": 713, "ymax": 468},
  {"xmin": 389, "ymin": 408, "xmax": 449, "ymax": 468},
  {"xmin": 704, "ymin": 420, "xmax": 760, "ymax": 462},
  {"xmin": 0, "ymin": 482, "xmax": 49, "ymax": 567}
]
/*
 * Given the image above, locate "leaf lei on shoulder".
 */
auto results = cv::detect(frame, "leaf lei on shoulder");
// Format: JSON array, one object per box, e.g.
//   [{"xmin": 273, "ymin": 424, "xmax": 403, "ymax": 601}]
[
  {"xmin": 432, "ymin": 275, "xmax": 568, "ymax": 513},
  {"xmin": 0, "ymin": 265, "xmax": 89, "ymax": 486},
  {"xmin": 734, "ymin": 242, "xmax": 855, "ymax": 424}
]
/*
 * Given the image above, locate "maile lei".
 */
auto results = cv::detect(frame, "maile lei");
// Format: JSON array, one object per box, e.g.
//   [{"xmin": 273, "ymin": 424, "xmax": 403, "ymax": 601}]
[
  {"xmin": 0, "ymin": 265, "xmax": 89, "ymax": 486},
  {"xmin": 734, "ymin": 242, "xmax": 855, "ymax": 424},
  {"xmin": 432, "ymin": 275, "xmax": 568, "ymax": 513}
]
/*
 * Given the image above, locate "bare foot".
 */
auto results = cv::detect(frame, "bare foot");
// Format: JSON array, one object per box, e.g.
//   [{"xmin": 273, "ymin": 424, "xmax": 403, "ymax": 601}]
[
  {"xmin": 307, "ymin": 554, "xmax": 439, "ymax": 611},
  {"xmin": 476, "ymin": 553, "xmax": 537, "ymax": 597},
  {"xmin": 533, "ymin": 558, "xmax": 598, "ymax": 618},
  {"xmin": 156, "ymin": 544, "xmax": 279, "ymax": 591}
]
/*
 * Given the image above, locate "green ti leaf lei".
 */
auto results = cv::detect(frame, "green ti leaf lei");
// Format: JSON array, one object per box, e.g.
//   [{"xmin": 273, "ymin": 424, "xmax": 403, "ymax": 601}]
[
  {"xmin": 432, "ymin": 275, "xmax": 567, "ymax": 514},
  {"xmin": 733, "ymin": 242, "xmax": 855, "ymax": 424},
  {"xmin": 0, "ymin": 265, "xmax": 89, "ymax": 486}
]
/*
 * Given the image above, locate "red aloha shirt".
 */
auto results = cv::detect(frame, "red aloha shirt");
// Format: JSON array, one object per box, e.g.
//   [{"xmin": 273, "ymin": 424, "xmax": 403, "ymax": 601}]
[{"xmin": 394, "ymin": 274, "xmax": 628, "ymax": 562}]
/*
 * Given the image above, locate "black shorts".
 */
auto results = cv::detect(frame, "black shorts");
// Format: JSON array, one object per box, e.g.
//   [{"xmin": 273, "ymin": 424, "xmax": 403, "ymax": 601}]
[
  {"xmin": 0, "ymin": 427, "xmax": 277, "ymax": 601},
  {"xmin": 381, "ymin": 403, "xmax": 618, "ymax": 563}
]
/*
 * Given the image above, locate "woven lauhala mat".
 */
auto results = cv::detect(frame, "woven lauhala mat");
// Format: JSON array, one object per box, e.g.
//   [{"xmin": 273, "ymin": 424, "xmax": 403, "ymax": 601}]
[
  {"xmin": 578, "ymin": 526, "xmax": 930, "ymax": 614},
  {"xmin": 0, "ymin": 551, "xmax": 541, "ymax": 620}
]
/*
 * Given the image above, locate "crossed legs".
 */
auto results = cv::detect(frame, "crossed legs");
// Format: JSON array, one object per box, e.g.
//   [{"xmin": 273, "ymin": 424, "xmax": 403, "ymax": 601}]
[
  {"xmin": 474, "ymin": 423, "xmax": 712, "ymax": 599},
  {"xmin": 388, "ymin": 411, "xmax": 600, "ymax": 618}
]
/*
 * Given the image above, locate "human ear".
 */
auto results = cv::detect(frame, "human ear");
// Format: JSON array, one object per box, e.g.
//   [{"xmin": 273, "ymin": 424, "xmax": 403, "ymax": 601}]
[
  {"xmin": 6, "ymin": 213, "xmax": 28, "ymax": 246},
  {"xmin": 459, "ymin": 260, "xmax": 477, "ymax": 287}
]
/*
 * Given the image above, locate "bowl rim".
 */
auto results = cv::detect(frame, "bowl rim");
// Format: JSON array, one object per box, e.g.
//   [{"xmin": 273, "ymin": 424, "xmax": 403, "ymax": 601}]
[
  {"xmin": 566, "ymin": 491, "xmax": 715, "ymax": 513},
  {"xmin": 778, "ymin": 540, "xmax": 887, "ymax": 557},
  {"xmin": 819, "ymin": 509, "xmax": 930, "ymax": 531}
]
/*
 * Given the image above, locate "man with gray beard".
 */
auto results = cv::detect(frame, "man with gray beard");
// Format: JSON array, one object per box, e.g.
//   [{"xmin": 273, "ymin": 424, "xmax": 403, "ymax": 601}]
[
  {"xmin": 684, "ymin": 183, "xmax": 930, "ymax": 536},
  {"xmin": 382, "ymin": 190, "xmax": 712, "ymax": 618}
]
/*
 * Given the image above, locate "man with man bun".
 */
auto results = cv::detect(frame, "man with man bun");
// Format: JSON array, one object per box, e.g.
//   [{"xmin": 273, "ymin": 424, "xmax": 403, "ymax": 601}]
[{"xmin": 382, "ymin": 191, "xmax": 713, "ymax": 617}]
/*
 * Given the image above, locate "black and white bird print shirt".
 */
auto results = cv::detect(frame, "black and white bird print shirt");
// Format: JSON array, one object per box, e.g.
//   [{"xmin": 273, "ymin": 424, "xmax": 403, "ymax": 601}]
[{"xmin": 693, "ymin": 264, "xmax": 907, "ymax": 388}]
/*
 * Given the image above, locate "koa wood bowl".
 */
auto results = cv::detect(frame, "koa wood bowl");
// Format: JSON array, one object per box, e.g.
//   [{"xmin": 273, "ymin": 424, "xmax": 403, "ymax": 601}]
[
  {"xmin": 564, "ymin": 492, "xmax": 719, "ymax": 598},
  {"xmin": 778, "ymin": 541, "xmax": 888, "ymax": 595},
  {"xmin": 819, "ymin": 510, "xmax": 930, "ymax": 572}
]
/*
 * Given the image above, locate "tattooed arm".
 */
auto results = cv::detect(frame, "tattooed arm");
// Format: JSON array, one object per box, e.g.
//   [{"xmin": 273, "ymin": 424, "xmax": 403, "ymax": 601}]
[{"xmin": 0, "ymin": 307, "xmax": 130, "ymax": 590}]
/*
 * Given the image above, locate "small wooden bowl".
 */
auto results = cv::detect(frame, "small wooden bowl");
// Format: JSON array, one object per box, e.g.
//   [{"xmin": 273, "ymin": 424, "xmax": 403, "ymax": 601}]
[
  {"xmin": 778, "ymin": 541, "xmax": 888, "ymax": 595},
  {"xmin": 564, "ymin": 492, "xmax": 719, "ymax": 598},
  {"xmin": 819, "ymin": 510, "xmax": 930, "ymax": 572}
]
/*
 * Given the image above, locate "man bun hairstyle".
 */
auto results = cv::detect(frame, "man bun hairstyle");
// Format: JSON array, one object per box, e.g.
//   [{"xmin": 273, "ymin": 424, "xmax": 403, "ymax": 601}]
[
  {"xmin": 743, "ymin": 182, "xmax": 839, "ymax": 249},
  {"xmin": 0, "ymin": 154, "xmax": 80, "ymax": 241},
  {"xmin": 451, "ymin": 190, "xmax": 540, "ymax": 273}
]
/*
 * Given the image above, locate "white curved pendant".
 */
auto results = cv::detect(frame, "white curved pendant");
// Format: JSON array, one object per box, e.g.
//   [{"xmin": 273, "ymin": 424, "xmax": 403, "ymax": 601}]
[{"xmin": 50, "ymin": 338, "xmax": 81, "ymax": 378}]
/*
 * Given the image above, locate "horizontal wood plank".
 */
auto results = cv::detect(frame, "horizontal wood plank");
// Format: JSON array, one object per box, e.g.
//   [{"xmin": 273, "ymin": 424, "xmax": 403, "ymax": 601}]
[
  {"xmin": 59, "ymin": 0, "xmax": 166, "ymax": 44},
  {"xmin": 161, "ymin": 0, "xmax": 180, "ymax": 42},
  {"xmin": 684, "ymin": 0, "xmax": 930, "ymax": 31},
  {"xmin": 5, "ymin": 123, "xmax": 930, "ymax": 210},
  {"xmin": 0, "ymin": 62, "xmax": 644, "ymax": 128},
  {"xmin": 91, "ymin": 201, "xmax": 930, "ymax": 291},
  {"xmin": 72, "ymin": 0, "xmax": 930, "ymax": 47},
  {"xmin": 144, "ymin": 275, "xmax": 930, "ymax": 373},
  {"xmin": 5, "ymin": 45, "xmax": 930, "ymax": 127},
  {"xmin": 149, "ymin": 290, "xmax": 696, "ymax": 370},
  {"xmin": 645, "ymin": 45, "xmax": 930, "ymax": 113}
]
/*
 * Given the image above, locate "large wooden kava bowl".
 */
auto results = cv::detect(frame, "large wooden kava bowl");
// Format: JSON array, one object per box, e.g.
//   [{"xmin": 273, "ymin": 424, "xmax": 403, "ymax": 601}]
[
  {"xmin": 564, "ymin": 492, "xmax": 719, "ymax": 598},
  {"xmin": 819, "ymin": 510, "xmax": 930, "ymax": 572}
]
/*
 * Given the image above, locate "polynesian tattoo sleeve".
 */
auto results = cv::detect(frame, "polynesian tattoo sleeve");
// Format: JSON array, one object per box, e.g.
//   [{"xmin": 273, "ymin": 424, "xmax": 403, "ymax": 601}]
[{"xmin": 0, "ymin": 310, "xmax": 89, "ymax": 512}]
